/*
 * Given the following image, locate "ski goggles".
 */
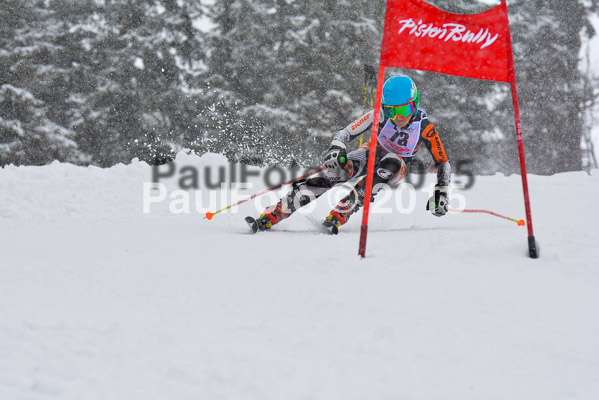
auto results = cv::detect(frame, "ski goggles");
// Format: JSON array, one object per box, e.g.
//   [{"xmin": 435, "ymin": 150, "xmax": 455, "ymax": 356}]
[{"xmin": 382, "ymin": 102, "xmax": 415, "ymax": 120}]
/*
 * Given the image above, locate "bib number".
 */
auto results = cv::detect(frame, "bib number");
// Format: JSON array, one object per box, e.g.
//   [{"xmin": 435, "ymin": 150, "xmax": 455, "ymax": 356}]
[{"xmin": 389, "ymin": 130, "xmax": 409, "ymax": 147}]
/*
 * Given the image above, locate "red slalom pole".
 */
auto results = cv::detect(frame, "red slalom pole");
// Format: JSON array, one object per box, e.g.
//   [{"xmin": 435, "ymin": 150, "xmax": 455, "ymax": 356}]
[
  {"xmin": 502, "ymin": 0, "xmax": 538, "ymax": 258},
  {"xmin": 358, "ymin": 65, "xmax": 387, "ymax": 258},
  {"xmin": 204, "ymin": 166, "xmax": 326, "ymax": 220},
  {"xmin": 449, "ymin": 207, "xmax": 525, "ymax": 226}
]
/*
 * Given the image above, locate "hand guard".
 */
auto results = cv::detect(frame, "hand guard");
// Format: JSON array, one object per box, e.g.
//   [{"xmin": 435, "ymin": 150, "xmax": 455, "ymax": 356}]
[
  {"xmin": 323, "ymin": 140, "xmax": 347, "ymax": 174},
  {"xmin": 426, "ymin": 185, "xmax": 449, "ymax": 217}
]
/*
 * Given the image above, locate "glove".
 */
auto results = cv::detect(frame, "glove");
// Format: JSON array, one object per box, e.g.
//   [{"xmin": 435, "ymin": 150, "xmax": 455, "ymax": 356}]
[
  {"xmin": 323, "ymin": 140, "xmax": 347, "ymax": 174},
  {"xmin": 426, "ymin": 185, "xmax": 449, "ymax": 217}
]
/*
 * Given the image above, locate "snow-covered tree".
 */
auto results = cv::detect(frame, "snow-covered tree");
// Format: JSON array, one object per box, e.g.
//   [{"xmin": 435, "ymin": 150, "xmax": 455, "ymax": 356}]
[
  {"xmin": 60, "ymin": 0, "xmax": 207, "ymax": 166},
  {"xmin": 0, "ymin": 0, "xmax": 83, "ymax": 165},
  {"xmin": 0, "ymin": 85, "xmax": 79, "ymax": 165},
  {"xmin": 205, "ymin": 0, "xmax": 385, "ymax": 166},
  {"xmin": 1, "ymin": 0, "xmax": 597, "ymax": 174},
  {"xmin": 506, "ymin": 0, "xmax": 598, "ymax": 174}
]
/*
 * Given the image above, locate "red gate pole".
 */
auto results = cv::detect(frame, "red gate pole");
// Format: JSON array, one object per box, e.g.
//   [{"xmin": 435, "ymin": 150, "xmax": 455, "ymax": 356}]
[
  {"xmin": 358, "ymin": 65, "xmax": 387, "ymax": 258},
  {"xmin": 502, "ymin": 0, "xmax": 538, "ymax": 258}
]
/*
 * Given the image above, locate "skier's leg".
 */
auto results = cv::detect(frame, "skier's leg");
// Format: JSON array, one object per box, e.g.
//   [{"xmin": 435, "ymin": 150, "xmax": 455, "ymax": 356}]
[
  {"xmin": 322, "ymin": 152, "xmax": 405, "ymax": 234},
  {"xmin": 319, "ymin": 146, "xmax": 369, "ymax": 234},
  {"xmin": 321, "ymin": 177, "xmax": 367, "ymax": 234},
  {"xmin": 254, "ymin": 176, "xmax": 333, "ymax": 230}
]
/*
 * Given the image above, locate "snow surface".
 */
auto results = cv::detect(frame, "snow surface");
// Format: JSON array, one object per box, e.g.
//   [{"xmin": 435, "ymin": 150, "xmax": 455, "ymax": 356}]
[{"xmin": 1, "ymin": 152, "xmax": 598, "ymax": 399}]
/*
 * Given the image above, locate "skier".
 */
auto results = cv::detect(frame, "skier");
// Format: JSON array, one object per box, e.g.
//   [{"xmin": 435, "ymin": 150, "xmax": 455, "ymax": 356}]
[{"xmin": 246, "ymin": 75, "xmax": 451, "ymax": 234}]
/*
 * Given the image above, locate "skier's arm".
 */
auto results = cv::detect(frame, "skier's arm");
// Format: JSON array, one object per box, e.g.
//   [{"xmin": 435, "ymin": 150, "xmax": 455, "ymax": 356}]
[
  {"xmin": 420, "ymin": 118, "xmax": 451, "ymax": 217},
  {"xmin": 420, "ymin": 121, "xmax": 451, "ymax": 187},
  {"xmin": 324, "ymin": 110, "xmax": 379, "ymax": 176},
  {"xmin": 332, "ymin": 110, "xmax": 381, "ymax": 146}
]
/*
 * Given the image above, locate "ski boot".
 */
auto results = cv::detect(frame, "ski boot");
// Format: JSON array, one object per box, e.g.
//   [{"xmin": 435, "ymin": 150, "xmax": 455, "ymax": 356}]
[
  {"xmin": 320, "ymin": 195, "xmax": 362, "ymax": 235},
  {"xmin": 245, "ymin": 179, "xmax": 326, "ymax": 233},
  {"xmin": 245, "ymin": 200, "xmax": 290, "ymax": 233}
]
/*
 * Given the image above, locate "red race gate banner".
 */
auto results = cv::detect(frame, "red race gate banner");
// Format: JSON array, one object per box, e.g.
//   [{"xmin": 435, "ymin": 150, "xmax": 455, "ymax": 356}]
[
  {"xmin": 380, "ymin": 0, "xmax": 510, "ymax": 82},
  {"xmin": 358, "ymin": 0, "xmax": 539, "ymax": 259}
]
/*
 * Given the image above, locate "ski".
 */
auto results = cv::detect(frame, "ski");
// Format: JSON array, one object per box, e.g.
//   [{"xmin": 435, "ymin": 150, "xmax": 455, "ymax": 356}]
[
  {"xmin": 319, "ymin": 220, "xmax": 338, "ymax": 235},
  {"xmin": 245, "ymin": 215, "xmax": 337, "ymax": 235}
]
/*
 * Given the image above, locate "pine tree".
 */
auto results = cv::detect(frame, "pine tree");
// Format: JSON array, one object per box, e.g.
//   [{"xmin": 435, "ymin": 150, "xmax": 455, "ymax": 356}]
[
  {"xmin": 205, "ymin": 0, "xmax": 386, "ymax": 166},
  {"xmin": 2, "ymin": 0, "xmax": 596, "ymax": 174},
  {"xmin": 56, "ymin": 0, "xmax": 207, "ymax": 166},
  {"xmin": 0, "ymin": 0, "xmax": 83, "ymax": 165},
  {"xmin": 505, "ymin": 0, "xmax": 595, "ymax": 173},
  {"xmin": 0, "ymin": 85, "xmax": 78, "ymax": 165}
]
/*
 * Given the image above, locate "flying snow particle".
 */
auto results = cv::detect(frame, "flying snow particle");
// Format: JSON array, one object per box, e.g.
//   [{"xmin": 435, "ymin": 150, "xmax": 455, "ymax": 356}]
[{"xmin": 134, "ymin": 58, "xmax": 145, "ymax": 70}]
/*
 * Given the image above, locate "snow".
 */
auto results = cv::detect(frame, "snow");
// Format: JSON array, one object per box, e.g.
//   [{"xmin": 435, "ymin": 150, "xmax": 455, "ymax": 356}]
[
  {"xmin": 1, "ymin": 152, "xmax": 598, "ymax": 399},
  {"xmin": 134, "ymin": 57, "xmax": 145, "ymax": 70}
]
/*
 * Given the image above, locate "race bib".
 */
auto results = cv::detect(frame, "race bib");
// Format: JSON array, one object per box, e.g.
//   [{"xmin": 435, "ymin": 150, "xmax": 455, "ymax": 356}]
[{"xmin": 377, "ymin": 119, "xmax": 421, "ymax": 157}]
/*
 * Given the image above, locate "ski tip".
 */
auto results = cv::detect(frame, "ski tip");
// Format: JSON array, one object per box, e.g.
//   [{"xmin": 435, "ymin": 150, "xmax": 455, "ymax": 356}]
[
  {"xmin": 518, "ymin": 219, "xmax": 525, "ymax": 227},
  {"xmin": 319, "ymin": 220, "xmax": 338, "ymax": 235},
  {"xmin": 245, "ymin": 216, "xmax": 259, "ymax": 233},
  {"xmin": 205, "ymin": 212, "xmax": 215, "ymax": 220}
]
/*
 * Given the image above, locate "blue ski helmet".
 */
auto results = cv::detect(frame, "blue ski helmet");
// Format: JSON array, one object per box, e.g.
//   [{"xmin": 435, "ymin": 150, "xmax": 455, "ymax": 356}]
[{"xmin": 381, "ymin": 75, "xmax": 419, "ymax": 110}]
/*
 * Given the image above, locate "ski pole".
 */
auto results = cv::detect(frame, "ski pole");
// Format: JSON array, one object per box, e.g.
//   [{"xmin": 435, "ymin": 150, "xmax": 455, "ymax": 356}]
[
  {"xmin": 204, "ymin": 166, "xmax": 326, "ymax": 220},
  {"xmin": 449, "ymin": 207, "xmax": 525, "ymax": 226},
  {"xmin": 359, "ymin": 71, "xmax": 368, "ymax": 147},
  {"xmin": 359, "ymin": 64, "xmax": 376, "ymax": 147}
]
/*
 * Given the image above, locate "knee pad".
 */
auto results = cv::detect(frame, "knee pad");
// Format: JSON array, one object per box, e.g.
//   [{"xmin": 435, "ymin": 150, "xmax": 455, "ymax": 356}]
[
  {"xmin": 378, "ymin": 153, "xmax": 407, "ymax": 185},
  {"xmin": 379, "ymin": 153, "xmax": 403, "ymax": 172}
]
